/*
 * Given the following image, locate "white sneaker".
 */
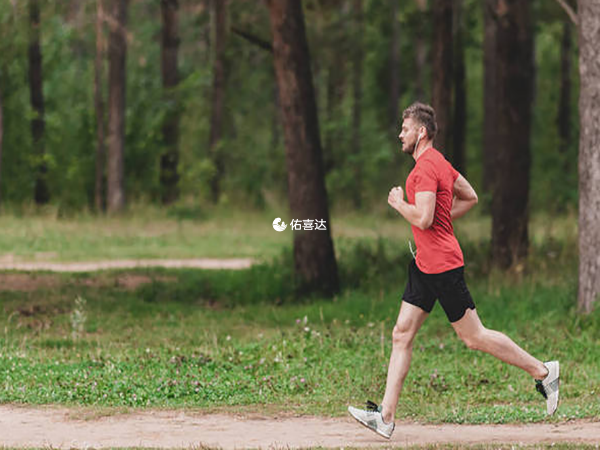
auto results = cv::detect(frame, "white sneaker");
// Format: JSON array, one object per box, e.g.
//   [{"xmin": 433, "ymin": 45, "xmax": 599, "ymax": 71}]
[
  {"xmin": 536, "ymin": 361, "xmax": 559, "ymax": 415},
  {"xmin": 348, "ymin": 400, "xmax": 395, "ymax": 439}
]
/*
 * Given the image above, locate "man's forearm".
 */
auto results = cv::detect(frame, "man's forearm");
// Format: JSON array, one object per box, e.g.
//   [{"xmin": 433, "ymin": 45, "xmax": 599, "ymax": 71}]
[
  {"xmin": 395, "ymin": 200, "xmax": 426, "ymax": 229},
  {"xmin": 451, "ymin": 198, "xmax": 477, "ymax": 220}
]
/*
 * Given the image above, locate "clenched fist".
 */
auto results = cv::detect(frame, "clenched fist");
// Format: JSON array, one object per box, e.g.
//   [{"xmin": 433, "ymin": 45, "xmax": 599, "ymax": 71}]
[{"xmin": 388, "ymin": 186, "xmax": 404, "ymax": 209}]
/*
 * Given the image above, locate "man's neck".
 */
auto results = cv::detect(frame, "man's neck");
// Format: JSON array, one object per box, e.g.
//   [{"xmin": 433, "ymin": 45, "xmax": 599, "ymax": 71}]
[{"xmin": 412, "ymin": 140, "xmax": 433, "ymax": 161}]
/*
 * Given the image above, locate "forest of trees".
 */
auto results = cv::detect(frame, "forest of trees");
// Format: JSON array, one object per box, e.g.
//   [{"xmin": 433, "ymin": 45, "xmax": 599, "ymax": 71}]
[{"xmin": 0, "ymin": 0, "xmax": 597, "ymax": 310}]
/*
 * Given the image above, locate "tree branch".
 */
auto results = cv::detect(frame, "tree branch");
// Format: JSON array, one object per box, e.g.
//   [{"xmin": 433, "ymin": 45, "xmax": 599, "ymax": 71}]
[
  {"xmin": 231, "ymin": 27, "xmax": 272, "ymax": 53},
  {"xmin": 555, "ymin": 0, "xmax": 578, "ymax": 26}
]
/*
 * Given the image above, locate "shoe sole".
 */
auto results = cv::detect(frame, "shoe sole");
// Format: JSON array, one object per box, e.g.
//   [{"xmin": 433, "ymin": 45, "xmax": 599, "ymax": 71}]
[
  {"xmin": 348, "ymin": 410, "xmax": 392, "ymax": 439},
  {"xmin": 547, "ymin": 361, "xmax": 560, "ymax": 415}
]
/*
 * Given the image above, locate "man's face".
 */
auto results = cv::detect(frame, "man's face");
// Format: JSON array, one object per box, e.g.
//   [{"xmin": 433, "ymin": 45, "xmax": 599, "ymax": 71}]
[{"xmin": 399, "ymin": 117, "xmax": 423, "ymax": 155}]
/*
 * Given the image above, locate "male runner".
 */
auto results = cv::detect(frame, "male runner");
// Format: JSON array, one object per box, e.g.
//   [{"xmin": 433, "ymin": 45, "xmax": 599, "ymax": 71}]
[{"xmin": 348, "ymin": 102, "xmax": 559, "ymax": 439}]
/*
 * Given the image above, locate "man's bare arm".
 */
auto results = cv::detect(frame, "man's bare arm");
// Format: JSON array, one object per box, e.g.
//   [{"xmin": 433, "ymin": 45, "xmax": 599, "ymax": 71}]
[
  {"xmin": 388, "ymin": 188, "xmax": 436, "ymax": 230},
  {"xmin": 451, "ymin": 174, "xmax": 478, "ymax": 220}
]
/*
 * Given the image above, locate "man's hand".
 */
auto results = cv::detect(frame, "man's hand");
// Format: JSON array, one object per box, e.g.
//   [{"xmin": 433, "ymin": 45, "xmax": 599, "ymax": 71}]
[{"xmin": 388, "ymin": 186, "xmax": 404, "ymax": 210}]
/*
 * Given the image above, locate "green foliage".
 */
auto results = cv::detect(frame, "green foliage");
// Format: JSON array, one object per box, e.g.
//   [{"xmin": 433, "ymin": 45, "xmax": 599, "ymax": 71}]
[{"xmin": 0, "ymin": 0, "xmax": 581, "ymax": 211}]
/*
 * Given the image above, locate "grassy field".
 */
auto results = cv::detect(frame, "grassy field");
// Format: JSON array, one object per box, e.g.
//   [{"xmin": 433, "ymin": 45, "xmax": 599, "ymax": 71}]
[{"xmin": 0, "ymin": 208, "xmax": 598, "ymax": 426}]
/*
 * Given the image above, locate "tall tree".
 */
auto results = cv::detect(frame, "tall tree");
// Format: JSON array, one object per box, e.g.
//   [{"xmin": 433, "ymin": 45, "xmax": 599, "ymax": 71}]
[
  {"xmin": 160, "ymin": 0, "xmax": 180, "ymax": 204},
  {"xmin": 266, "ymin": 0, "xmax": 339, "ymax": 297},
  {"xmin": 208, "ymin": 0, "xmax": 227, "ymax": 204},
  {"xmin": 431, "ymin": 0, "xmax": 453, "ymax": 154},
  {"xmin": 490, "ymin": 0, "xmax": 534, "ymax": 268},
  {"xmin": 28, "ymin": 0, "xmax": 49, "ymax": 205},
  {"xmin": 351, "ymin": 0, "xmax": 363, "ymax": 209},
  {"xmin": 106, "ymin": 0, "xmax": 128, "ymax": 213},
  {"xmin": 482, "ymin": 0, "xmax": 498, "ymax": 194},
  {"xmin": 577, "ymin": 0, "xmax": 600, "ymax": 313},
  {"xmin": 0, "ymin": 84, "xmax": 3, "ymax": 204},
  {"xmin": 557, "ymin": 18, "xmax": 572, "ymax": 157},
  {"xmin": 389, "ymin": 0, "xmax": 401, "ymax": 132},
  {"xmin": 94, "ymin": 0, "xmax": 106, "ymax": 211},
  {"xmin": 414, "ymin": 0, "xmax": 428, "ymax": 101},
  {"xmin": 452, "ymin": 0, "xmax": 466, "ymax": 175}
]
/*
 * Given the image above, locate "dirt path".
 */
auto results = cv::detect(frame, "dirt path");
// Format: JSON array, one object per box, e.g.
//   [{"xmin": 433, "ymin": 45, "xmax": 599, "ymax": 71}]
[
  {"xmin": 0, "ymin": 405, "xmax": 598, "ymax": 448},
  {"xmin": 0, "ymin": 258, "xmax": 255, "ymax": 272}
]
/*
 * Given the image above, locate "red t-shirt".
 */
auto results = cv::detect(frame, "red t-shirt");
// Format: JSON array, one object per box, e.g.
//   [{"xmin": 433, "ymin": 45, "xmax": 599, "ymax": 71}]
[{"xmin": 405, "ymin": 147, "xmax": 464, "ymax": 274}]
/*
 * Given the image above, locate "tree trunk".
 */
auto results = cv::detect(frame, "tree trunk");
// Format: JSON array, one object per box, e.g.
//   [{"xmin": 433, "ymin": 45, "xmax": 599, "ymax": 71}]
[
  {"xmin": 389, "ymin": 0, "xmax": 401, "ymax": 132},
  {"xmin": 351, "ymin": 0, "xmax": 363, "ymax": 209},
  {"xmin": 28, "ymin": 0, "xmax": 50, "ymax": 205},
  {"xmin": 482, "ymin": 0, "xmax": 498, "ymax": 193},
  {"xmin": 452, "ymin": 0, "xmax": 466, "ymax": 175},
  {"xmin": 267, "ymin": 0, "xmax": 340, "ymax": 297},
  {"xmin": 0, "ymin": 85, "xmax": 3, "ymax": 205},
  {"xmin": 94, "ymin": 0, "xmax": 106, "ymax": 212},
  {"xmin": 160, "ymin": 0, "xmax": 180, "ymax": 204},
  {"xmin": 491, "ymin": 0, "xmax": 534, "ymax": 269},
  {"xmin": 414, "ymin": 0, "xmax": 428, "ymax": 101},
  {"xmin": 106, "ymin": 0, "xmax": 128, "ymax": 213},
  {"xmin": 577, "ymin": 0, "xmax": 600, "ymax": 313},
  {"xmin": 557, "ymin": 19, "xmax": 572, "ymax": 157},
  {"xmin": 431, "ymin": 0, "xmax": 453, "ymax": 155},
  {"xmin": 208, "ymin": 0, "xmax": 227, "ymax": 204}
]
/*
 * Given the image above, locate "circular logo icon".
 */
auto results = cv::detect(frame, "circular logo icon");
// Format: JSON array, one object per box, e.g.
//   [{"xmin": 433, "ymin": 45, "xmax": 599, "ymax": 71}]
[{"xmin": 272, "ymin": 218, "xmax": 287, "ymax": 232}]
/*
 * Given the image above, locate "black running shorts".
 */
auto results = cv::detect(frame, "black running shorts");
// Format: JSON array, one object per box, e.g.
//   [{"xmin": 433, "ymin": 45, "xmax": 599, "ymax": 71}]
[{"xmin": 402, "ymin": 259, "xmax": 475, "ymax": 322}]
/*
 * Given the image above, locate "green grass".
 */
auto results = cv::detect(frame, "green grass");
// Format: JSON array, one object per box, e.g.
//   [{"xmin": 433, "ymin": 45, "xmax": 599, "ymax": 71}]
[
  {"xmin": 0, "ymin": 223, "xmax": 598, "ymax": 424},
  {"xmin": 0, "ymin": 204, "xmax": 577, "ymax": 262}
]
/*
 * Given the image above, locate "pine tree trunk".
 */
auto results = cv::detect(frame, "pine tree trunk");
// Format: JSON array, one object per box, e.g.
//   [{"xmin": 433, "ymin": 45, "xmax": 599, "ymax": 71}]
[
  {"xmin": 208, "ymin": 0, "xmax": 227, "ymax": 204},
  {"xmin": 577, "ymin": 0, "xmax": 600, "ymax": 313},
  {"xmin": 452, "ymin": 0, "xmax": 466, "ymax": 175},
  {"xmin": 491, "ymin": 0, "xmax": 533, "ymax": 268},
  {"xmin": 351, "ymin": 0, "xmax": 363, "ymax": 209},
  {"xmin": 267, "ymin": 0, "xmax": 340, "ymax": 297},
  {"xmin": 557, "ymin": 20, "xmax": 572, "ymax": 157},
  {"xmin": 0, "ymin": 85, "xmax": 3, "ymax": 205},
  {"xmin": 94, "ymin": 0, "xmax": 106, "ymax": 212},
  {"xmin": 160, "ymin": 0, "xmax": 180, "ymax": 204},
  {"xmin": 414, "ymin": 0, "xmax": 428, "ymax": 101},
  {"xmin": 431, "ymin": 0, "xmax": 453, "ymax": 155},
  {"xmin": 106, "ymin": 0, "xmax": 128, "ymax": 213},
  {"xmin": 389, "ymin": 0, "xmax": 401, "ymax": 132},
  {"xmin": 28, "ymin": 0, "xmax": 50, "ymax": 205},
  {"xmin": 482, "ymin": 0, "xmax": 498, "ymax": 194}
]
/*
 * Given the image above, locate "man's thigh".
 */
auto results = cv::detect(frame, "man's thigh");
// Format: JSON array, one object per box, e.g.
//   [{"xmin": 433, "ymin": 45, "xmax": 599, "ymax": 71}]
[{"xmin": 395, "ymin": 301, "xmax": 429, "ymax": 335}]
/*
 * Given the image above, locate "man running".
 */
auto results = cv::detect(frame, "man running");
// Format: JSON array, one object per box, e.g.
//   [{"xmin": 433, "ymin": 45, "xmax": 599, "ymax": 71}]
[{"xmin": 348, "ymin": 102, "xmax": 559, "ymax": 439}]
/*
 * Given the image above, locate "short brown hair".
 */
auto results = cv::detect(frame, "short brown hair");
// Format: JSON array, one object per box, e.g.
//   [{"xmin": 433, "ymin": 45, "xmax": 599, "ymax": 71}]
[{"xmin": 402, "ymin": 102, "xmax": 438, "ymax": 140}]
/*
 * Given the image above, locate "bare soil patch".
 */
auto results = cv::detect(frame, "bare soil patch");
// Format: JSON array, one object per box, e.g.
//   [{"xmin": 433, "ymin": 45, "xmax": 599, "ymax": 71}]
[{"xmin": 0, "ymin": 405, "xmax": 598, "ymax": 449}]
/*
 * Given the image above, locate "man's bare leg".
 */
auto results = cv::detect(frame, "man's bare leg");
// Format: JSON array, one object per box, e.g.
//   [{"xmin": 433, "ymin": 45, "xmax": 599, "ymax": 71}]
[
  {"xmin": 452, "ymin": 308, "xmax": 548, "ymax": 380},
  {"xmin": 380, "ymin": 302, "xmax": 429, "ymax": 423}
]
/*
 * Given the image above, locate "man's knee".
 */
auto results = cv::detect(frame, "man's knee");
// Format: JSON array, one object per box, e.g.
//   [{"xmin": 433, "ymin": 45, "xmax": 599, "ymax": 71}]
[
  {"xmin": 459, "ymin": 329, "xmax": 486, "ymax": 351},
  {"xmin": 392, "ymin": 323, "xmax": 415, "ymax": 349}
]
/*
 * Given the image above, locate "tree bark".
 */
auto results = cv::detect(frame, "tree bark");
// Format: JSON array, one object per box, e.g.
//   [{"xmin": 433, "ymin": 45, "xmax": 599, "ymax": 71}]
[
  {"xmin": 452, "ymin": 0, "xmax": 466, "ymax": 175},
  {"xmin": 557, "ymin": 19, "xmax": 572, "ymax": 157},
  {"xmin": 266, "ymin": 0, "xmax": 340, "ymax": 297},
  {"xmin": 414, "ymin": 0, "xmax": 428, "ymax": 101},
  {"xmin": 28, "ymin": 0, "xmax": 50, "ymax": 205},
  {"xmin": 491, "ymin": 0, "xmax": 534, "ymax": 269},
  {"xmin": 389, "ymin": 0, "xmax": 401, "ymax": 132},
  {"xmin": 208, "ymin": 0, "xmax": 227, "ymax": 204},
  {"xmin": 0, "ymin": 85, "xmax": 3, "ymax": 205},
  {"xmin": 106, "ymin": 0, "xmax": 128, "ymax": 213},
  {"xmin": 94, "ymin": 0, "xmax": 106, "ymax": 212},
  {"xmin": 577, "ymin": 0, "xmax": 600, "ymax": 313},
  {"xmin": 482, "ymin": 0, "xmax": 498, "ymax": 194},
  {"xmin": 160, "ymin": 0, "xmax": 180, "ymax": 204},
  {"xmin": 431, "ymin": 0, "xmax": 453, "ymax": 155},
  {"xmin": 351, "ymin": 0, "xmax": 363, "ymax": 209}
]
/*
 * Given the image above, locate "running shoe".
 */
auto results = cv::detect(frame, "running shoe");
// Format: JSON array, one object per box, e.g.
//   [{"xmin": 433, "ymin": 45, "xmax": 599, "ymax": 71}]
[
  {"xmin": 347, "ymin": 400, "xmax": 395, "ymax": 439},
  {"xmin": 535, "ymin": 360, "xmax": 560, "ymax": 415}
]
